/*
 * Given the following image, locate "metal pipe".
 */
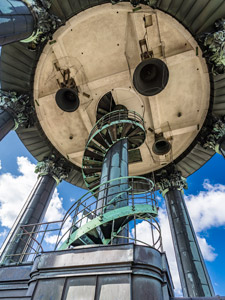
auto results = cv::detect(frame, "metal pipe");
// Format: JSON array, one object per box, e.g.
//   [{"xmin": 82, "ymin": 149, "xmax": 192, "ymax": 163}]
[
  {"xmin": 0, "ymin": 0, "xmax": 35, "ymax": 46},
  {"xmin": 0, "ymin": 175, "xmax": 56, "ymax": 264},
  {"xmin": 164, "ymin": 188, "xmax": 214, "ymax": 297},
  {"xmin": 0, "ymin": 108, "xmax": 15, "ymax": 140}
]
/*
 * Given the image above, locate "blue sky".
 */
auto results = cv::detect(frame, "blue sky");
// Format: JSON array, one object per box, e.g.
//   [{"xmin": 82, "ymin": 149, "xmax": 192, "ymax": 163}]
[{"xmin": 0, "ymin": 130, "xmax": 225, "ymax": 296}]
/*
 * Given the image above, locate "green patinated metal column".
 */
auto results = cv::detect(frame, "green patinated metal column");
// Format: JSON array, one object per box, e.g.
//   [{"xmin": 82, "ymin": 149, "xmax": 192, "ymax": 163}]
[
  {"xmin": 0, "ymin": 0, "xmax": 60, "ymax": 48},
  {"xmin": 158, "ymin": 169, "xmax": 214, "ymax": 298},
  {"xmin": 98, "ymin": 138, "xmax": 129, "ymax": 243},
  {"xmin": 0, "ymin": 91, "xmax": 33, "ymax": 141},
  {"xmin": 0, "ymin": 156, "xmax": 68, "ymax": 264}
]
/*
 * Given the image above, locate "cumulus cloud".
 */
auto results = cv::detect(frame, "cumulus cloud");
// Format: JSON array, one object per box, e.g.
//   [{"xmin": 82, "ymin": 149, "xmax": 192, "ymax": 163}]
[
  {"xmin": 0, "ymin": 157, "xmax": 66, "ymax": 249},
  {"xmin": 0, "ymin": 156, "xmax": 37, "ymax": 228},
  {"xmin": 185, "ymin": 180, "xmax": 225, "ymax": 232},
  {"xmin": 0, "ymin": 160, "xmax": 2, "ymax": 170}
]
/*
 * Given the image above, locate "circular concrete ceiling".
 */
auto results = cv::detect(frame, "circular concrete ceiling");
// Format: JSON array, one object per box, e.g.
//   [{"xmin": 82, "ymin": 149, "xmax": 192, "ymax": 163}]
[{"xmin": 34, "ymin": 3, "xmax": 210, "ymax": 176}]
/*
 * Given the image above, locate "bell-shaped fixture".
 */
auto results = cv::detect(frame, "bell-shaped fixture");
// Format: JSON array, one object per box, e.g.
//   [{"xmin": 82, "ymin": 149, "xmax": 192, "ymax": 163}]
[
  {"xmin": 133, "ymin": 58, "xmax": 169, "ymax": 96},
  {"xmin": 152, "ymin": 133, "xmax": 171, "ymax": 155},
  {"xmin": 55, "ymin": 88, "xmax": 80, "ymax": 112}
]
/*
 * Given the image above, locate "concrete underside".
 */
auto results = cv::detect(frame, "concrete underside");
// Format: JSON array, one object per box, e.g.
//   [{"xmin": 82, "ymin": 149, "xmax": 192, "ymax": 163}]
[{"xmin": 34, "ymin": 3, "xmax": 210, "ymax": 175}]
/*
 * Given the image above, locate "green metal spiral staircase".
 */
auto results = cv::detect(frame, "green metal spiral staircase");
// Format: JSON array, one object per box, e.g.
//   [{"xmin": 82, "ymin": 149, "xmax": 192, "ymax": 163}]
[
  {"xmin": 82, "ymin": 109, "xmax": 146, "ymax": 190},
  {"xmin": 56, "ymin": 109, "xmax": 161, "ymax": 250}
]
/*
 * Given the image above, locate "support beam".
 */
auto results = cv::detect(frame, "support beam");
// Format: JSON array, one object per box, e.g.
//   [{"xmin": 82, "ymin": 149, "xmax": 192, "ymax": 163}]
[
  {"xmin": 158, "ymin": 169, "xmax": 214, "ymax": 298},
  {"xmin": 0, "ymin": 155, "xmax": 69, "ymax": 265}
]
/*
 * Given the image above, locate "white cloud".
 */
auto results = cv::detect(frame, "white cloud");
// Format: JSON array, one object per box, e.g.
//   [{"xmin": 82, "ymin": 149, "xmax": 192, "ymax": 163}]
[
  {"xmin": 0, "ymin": 156, "xmax": 37, "ymax": 228},
  {"xmin": 0, "ymin": 157, "xmax": 65, "ymax": 245},
  {"xmin": 197, "ymin": 236, "xmax": 217, "ymax": 262},
  {"xmin": 185, "ymin": 180, "xmax": 225, "ymax": 232},
  {"xmin": 0, "ymin": 160, "xmax": 2, "ymax": 170}
]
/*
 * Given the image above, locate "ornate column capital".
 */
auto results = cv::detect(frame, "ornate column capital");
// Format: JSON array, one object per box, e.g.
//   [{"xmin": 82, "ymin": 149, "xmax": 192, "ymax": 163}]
[
  {"xmin": 201, "ymin": 116, "xmax": 225, "ymax": 154},
  {"xmin": 35, "ymin": 155, "xmax": 70, "ymax": 185},
  {"xmin": 21, "ymin": 0, "xmax": 61, "ymax": 50},
  {"xmin": 0, "ymin": 90, "xmax": 34, "ymax": 129},
  {"xmin": 157, "ymin": 168, "xmax": 188, "ymax": 197},
  {"xmin": 198, "ymin": 18, "xmax": 225, "ymax": 75}
]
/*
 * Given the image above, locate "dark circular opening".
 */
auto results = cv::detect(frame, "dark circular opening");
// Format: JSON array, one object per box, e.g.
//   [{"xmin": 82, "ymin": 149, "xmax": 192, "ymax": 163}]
[
  {"xmin": 140, "ymin": 64, "xmax": 157, "ymax": 83},
  {"xmin": 155, "ymin": 140, "xmax": 168, "ymax": 149},
  {"xmin": 133, "ymin": 58, "xmax": 169, "ymax": 96},
  {"xmin": 152, "ymin": 138, "xmax": 171, "ymax": 155},
  {"xmin": 55, "ymin": 88, "xmax": 80, "ymax": 112}
]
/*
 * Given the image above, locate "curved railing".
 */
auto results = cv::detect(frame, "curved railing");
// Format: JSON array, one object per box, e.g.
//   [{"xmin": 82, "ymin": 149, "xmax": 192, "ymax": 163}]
[
  {"xmin": 82, "ymin": 110, "xmax": 146, "ymax": 189},
  {"xmin": 54, "ymin": 176, "xmax": 161, "ymax": 251}
]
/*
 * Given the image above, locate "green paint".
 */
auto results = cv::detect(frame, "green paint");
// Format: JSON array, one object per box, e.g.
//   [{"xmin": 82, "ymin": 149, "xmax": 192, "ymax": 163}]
[{"xmin": 59, "ymin": 204, "xmax": 158, "ymax": 250}]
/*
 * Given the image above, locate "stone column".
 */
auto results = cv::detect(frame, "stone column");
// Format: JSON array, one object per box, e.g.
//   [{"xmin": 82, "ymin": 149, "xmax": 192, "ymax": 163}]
[
  {"xmin": 158, "ymin": 169, "xmax": 214, "ymax": 298},
  {"xmin": 202, "ymin": 117, "xmax": 225, "ymax": 159},
  {"xmin": 0, "ymin": 91, "xmax": 33, "ymax": 141},
  {"xmin": 0, "ymin": 156, "xmax": 68, "ymax": 265},
  {"xmin": 0, "ymin": 0, "xmax": 61, "ymax": 49}
]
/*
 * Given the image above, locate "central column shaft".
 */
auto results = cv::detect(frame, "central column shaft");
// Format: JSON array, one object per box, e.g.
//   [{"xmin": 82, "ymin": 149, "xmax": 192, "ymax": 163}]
[
  {"xmin": 98, "ymin": 139, "xmax": 129, "ymax": 243},
  {"xmin": 164, "ymin": 189, "xmax": 214, "ymax": 297},
  {"xmin": 0, "ymin": 109, "xmax": 15, "ymax": 141}
]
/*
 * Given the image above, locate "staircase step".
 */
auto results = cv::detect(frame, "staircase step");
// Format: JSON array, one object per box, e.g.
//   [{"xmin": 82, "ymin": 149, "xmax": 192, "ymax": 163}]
[
  {"xmin": 88, "ymin": 141, "xmax": 106, "ymax": 153},
  {"xmin": 121, "ymin": 123, "xmax": 133, "ymax": 138},
  {"xmin": 93, "ymin": 133, "xmax": 109, "ymax": 149},
  {"xmin": 128, "ymin": 126, "xmax": 144, "ymax": 137},
  {"xmin": 108, "ymin": 124, "xmax": 117, "ymax": 142},
  {"xmin": 83, "ymin": 158, "xmax": 103, "ymax": 167},
  {"xmin": 85, "ymin": 149, "xmax": 104, "ymax": 160}
]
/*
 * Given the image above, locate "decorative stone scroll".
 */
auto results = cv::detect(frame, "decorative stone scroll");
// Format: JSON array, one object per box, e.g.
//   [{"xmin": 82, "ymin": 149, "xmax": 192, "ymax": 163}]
[
  {"xmin": 0, "ymin": 90, "xmax": 33, "ymax": 129},
  {"xmin": 35, "ymin": 155, "xmax": 70, "ymax": 185},
  {"xmin": 199, "ymin": 19, "xmax": 225, "ymax": 75},
  {"xmin": 157, "ymin": 168, "xmax": 188, "ymax": 197},
  {"xmin": 21, "ymin": 0, "xmax": 61, "ymax": 50},
  {"xmin": 202, "ymin": 116, "xmax": 225, "ymax": 154}
]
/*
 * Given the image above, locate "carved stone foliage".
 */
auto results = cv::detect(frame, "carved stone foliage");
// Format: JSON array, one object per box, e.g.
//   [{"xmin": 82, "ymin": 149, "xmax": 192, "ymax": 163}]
[
  {"xmin": 157, "ymin": 168, "xmax": 187, "ymax": 196},
  {"xmin": 35, "ymin": 155, "xmax": 70, "ymax": 184},
  {"xmin": 0, "ymin": 90, "xmax": 33, "ymax": 129},
  {"xmin": 198, "ymin": 19, "xmax": 225, "ymax": 75},
  {"xmin": 202, "ymin": 117, "xmax": 225, "ymax": 153},
  {"xmin": 23, "ymin": 0, "xmax": 61, "ymax": 50}
]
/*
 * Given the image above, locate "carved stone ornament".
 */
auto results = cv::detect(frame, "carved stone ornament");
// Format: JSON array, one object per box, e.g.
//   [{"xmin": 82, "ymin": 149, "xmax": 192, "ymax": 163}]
[
  {"xmin": 203, "ymin": 117, "xmax": 225, "ymax": 154},
  {"xmin": 21, "ymin": 0, "xmax": 62, "ymax": 50},
  {"xmin": 35, "ymin": 155, "xmax": 69, "ymax": 184},
  {"xmin": 157, "ymin": 169, "xmax": 188, "ymax": 197},
  {"xmin": 0, "ymin": 90, "xmax": 33, "ymax": 129},
  {"xmin": 198, "ymin": 18, "xmax": 225, "ymax": 75}
]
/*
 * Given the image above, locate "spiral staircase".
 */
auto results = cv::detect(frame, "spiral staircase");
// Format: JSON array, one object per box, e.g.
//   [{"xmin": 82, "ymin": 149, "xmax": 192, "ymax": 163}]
[
  {"xmin": 83, "ymin": 109, "xmax": 146, "ymax": 190},
  {"xmin": 57, "ymin": 109, "xmax": 160, "ymax": 250}
]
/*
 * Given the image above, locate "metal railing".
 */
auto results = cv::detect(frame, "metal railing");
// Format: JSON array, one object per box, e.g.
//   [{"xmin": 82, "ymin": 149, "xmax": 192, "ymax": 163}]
[
  {"xmin": 89, "ymin": 109, "xmax": 145, "ymax": 142},
  {"xmin": 1, "ymin": 177, "xmax": 162, "ymax": 264}
]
